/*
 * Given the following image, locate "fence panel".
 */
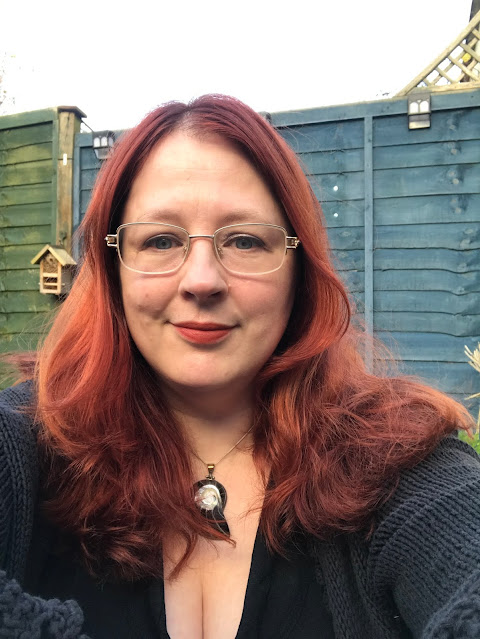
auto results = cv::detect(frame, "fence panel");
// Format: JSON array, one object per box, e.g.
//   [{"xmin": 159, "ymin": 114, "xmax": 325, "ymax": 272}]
[
  {"xmin": 272, "ymin": 89, "xmax": 480, "ymax": 402},
  {"xmin": 0, "ymin": 107, "xmax": 83, "ymax": 375}
]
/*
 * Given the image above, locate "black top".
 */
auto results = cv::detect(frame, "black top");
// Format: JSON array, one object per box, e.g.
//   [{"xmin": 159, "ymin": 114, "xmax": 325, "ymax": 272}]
[{"xmin": 24, "ymin": 512, "xmax": 334, "ymax": 638}]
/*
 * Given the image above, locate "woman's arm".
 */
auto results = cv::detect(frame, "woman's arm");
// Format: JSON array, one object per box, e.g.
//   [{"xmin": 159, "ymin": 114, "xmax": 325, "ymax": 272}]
[
  {"xmin": 370, "ymin": 435, "xmax": 480, "ymax": 638},
  {"xmin": 0, "ymin": 383, "xmax": 89, "ymax": 638},
  {"xmin": 0, "ymin": 381, "xmax": 38, "ymax": 581}
]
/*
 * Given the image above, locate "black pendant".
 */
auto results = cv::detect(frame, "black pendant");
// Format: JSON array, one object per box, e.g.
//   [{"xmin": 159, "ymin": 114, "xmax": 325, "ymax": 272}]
[{"xmin": 194, "ymin": 476, "xmax": 230, "ymax": 536}]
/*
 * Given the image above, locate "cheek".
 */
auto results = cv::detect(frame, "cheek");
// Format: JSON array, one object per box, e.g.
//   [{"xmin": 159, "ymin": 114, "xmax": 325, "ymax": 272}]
[
  {"xmin": 120, "ymin": 274, "xmax": 170, "ymax": 323},
  {"xmin": 268, "ymin": 263, "xmax": 296, "ymax": 314},
  {"xmin": 235, "ymin": 272, "xmax": 295, "ymax": 333}
]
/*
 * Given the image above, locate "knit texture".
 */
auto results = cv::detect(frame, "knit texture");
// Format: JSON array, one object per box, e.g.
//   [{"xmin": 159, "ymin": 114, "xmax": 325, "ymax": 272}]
[
  {"xmin": 370, "ymin": 436, "xmax": 480, "ymax": 638},
  {"xmin": 0, "ymin": 383, "xmax": 89, "ymax": 638},
  {"xmin": 0, "ymin": 382, "xmax": 37, "ymax": 583},
  {"xmin": 0, "ymin": 572, "xmax": 88, "ymax": 639},
  {"xmin": 422, "ymin": 569, "xmax": 480, "ymax": 638},
  {"xmin": 312, "ymin": 436, "xmax": 480, "ymax": 638},
  {"xmin": 2, "ymin": 382, "xmax": 480, "ymax": 638}
]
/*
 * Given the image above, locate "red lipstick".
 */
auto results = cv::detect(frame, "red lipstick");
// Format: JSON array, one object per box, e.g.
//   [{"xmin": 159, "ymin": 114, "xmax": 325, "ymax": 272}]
[{"xmin": 172, "ymin": 322, "xmax": 234, "ymax": 344}]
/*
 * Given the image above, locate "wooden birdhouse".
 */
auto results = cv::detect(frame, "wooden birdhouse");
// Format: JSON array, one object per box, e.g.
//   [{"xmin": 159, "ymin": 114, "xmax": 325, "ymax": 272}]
[{"xmin": 31, "ymin": 245, "xmax": 77, "ymax": 295}]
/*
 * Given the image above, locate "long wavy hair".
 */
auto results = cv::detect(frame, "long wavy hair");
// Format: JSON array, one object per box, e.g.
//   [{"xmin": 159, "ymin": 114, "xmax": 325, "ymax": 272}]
[{"xmin": 32, "ymin": 94, "xmax": 471, "ymax": 580}]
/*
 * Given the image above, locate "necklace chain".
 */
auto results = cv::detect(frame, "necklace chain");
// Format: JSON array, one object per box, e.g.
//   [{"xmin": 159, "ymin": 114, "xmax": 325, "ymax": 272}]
[{"xmin": 192, "ymin": 426, "xmax": 254, "ymax": 471}]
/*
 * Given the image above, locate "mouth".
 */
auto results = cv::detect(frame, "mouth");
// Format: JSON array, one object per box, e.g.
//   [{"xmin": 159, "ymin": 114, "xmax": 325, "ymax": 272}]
[{"xmin": 172, "ymin": 322, "xmax": 235, "ymax": 345}]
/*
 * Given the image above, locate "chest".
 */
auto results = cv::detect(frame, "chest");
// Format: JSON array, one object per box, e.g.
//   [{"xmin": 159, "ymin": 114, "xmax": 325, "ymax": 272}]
[
  {"xmin": 163, "ymin": 472, "xmax": 262, "ymax": 639},
  {"xmin": 24, "ymin": 506, "xmax": 333, "ymax": 639}
]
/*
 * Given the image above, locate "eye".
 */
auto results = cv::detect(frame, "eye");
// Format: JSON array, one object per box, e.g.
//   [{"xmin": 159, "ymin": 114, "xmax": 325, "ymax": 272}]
[
  {"xmin": 144, "ymin": 234, "xmax": 182, "ymax": 250},
  {"xmin": 226, "ymin": 234, "xmax": 265, "ymax": 250}
]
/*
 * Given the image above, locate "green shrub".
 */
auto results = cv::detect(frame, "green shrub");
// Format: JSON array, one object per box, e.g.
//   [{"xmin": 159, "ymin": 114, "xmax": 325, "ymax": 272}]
[
  {"xmin": 458, "ymin": 429, "xmax": 480, "ymax": 455},
  {"xmin": 462, "ymin": 344, "xmax": 480, "ymax": 453}
]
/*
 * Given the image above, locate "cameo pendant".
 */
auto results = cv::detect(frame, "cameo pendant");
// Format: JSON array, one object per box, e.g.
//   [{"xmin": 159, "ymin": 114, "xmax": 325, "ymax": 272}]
[{"xmin": 194, "ymin": 464, "xmax": 230, "ymax": 535}]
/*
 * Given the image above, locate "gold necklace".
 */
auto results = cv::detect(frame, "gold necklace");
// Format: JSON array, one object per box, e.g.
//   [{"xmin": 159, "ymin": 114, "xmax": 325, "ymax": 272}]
[{"xmin": 192, "ymin": 426, "xmax": 253, "ymax": 536}]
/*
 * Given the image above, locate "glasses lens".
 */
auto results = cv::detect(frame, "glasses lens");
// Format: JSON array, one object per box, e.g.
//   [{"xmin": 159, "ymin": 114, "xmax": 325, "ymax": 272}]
[
  {"xmin": 118, "ymin": 223, "xmax": 188, "ymax": 273},
  {"xmin": 214, "ymin": 224, "xmax": 286, "ymax": 274}
]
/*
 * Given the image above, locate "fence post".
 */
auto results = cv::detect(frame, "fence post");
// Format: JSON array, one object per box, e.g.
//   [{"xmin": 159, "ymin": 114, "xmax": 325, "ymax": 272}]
[
  {"xmin": 54, "ymin": 107, "xmax": 85, "ymax": 252},
  {"xmin": 363, "ymin": 115, "xmax": 374, "ymax": 370}
]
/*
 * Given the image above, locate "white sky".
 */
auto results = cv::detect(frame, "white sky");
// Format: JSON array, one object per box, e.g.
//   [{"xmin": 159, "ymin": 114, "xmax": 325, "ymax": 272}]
[{"xmin": 0, "ymin": 0, "xmax": 475, "ymax": 130}]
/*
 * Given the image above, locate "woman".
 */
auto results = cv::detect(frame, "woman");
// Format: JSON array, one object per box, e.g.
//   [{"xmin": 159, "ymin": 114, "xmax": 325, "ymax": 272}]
[{"xmin": 1, "ymin": 94, "xmax": 479, "ymax": 638}]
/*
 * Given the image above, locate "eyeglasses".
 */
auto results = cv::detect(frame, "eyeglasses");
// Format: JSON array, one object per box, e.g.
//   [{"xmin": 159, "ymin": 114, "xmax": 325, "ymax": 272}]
[{"xmin": 105, "ymin": 222, "xmax": 301, "ymax": 275}]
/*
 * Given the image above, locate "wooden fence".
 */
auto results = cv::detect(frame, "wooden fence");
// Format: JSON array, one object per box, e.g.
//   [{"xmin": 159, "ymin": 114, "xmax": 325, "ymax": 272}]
[
  {"xmin": 3, "ymin": 89, "xmax": 479, "ymax": 404},
  {"xmin": 0, "ymin": 107, "xmax": 83, "ymax": 366},
  {"xmin": 271, "ymin": 89, "xmax": 480, "ymax": 403}
]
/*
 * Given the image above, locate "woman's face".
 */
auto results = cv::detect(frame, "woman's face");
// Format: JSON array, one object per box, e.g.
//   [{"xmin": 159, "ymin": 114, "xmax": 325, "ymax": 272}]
[{"xmin": 119, "ymin": 130, "xmax": 296, "ymax": 401}]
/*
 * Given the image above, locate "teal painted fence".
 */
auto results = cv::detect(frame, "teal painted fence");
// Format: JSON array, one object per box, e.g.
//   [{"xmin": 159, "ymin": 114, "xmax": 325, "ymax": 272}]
[
  {"xmin": 72, "ymin": 130, "xmax": 125, "ymax": 235},
  {"xmin": 73, "ymin": 89, "xmax": 480, "ymax": 404},
  {"xmin": 272, "ymin": 89, "xmax": 480, "ymax": 403}
]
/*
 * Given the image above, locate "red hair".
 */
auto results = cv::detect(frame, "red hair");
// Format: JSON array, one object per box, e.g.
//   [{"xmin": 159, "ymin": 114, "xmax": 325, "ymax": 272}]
[{"xmin": 32, "ymin": 95, "xmax": 471, "ymax": 579}]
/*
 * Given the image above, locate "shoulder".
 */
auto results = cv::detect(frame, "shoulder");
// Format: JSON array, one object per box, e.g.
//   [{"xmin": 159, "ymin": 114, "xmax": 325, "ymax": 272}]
[
  {"xmin": 0, "ymin": 381, "xmax": 38, "ymax": 481},
  {"xmin": 0, "ymin": 379, "xmax": 36, "ymax": 428},
  {"xmin": 0, "ymin": 381, "xmax": 39, "ymax": 581},
  {"xmin": 369, "ymin": 435, "xmax": 480, "ymax": 637},
  {"xmin": 375, "ymin": 434, "xmax": 480, "ymax": 534},
  {"xmin": 0, "ymin": 380, "xmax": 35, "ymax": 412}
]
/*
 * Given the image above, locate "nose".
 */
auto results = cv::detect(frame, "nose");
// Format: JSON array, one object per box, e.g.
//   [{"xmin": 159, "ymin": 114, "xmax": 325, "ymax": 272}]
[{"xmin": 178, "ymin": 237, "xmax": 228, "ymax": 302}]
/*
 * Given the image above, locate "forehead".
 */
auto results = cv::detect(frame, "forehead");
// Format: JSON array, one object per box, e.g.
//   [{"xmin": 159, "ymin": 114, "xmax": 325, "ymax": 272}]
[{"xmin": 122, "ymin": 130, "xmax": 288, "ymax": 228}]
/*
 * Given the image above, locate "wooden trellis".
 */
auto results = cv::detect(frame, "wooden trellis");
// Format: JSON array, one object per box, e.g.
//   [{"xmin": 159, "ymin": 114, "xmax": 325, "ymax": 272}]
[{"xmin": 396, "ymin": 10, "xmax": 480, "ymax": 95}]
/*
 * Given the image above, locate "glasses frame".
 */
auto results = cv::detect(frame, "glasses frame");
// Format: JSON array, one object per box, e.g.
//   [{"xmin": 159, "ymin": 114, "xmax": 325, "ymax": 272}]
[{"xmin": 105, "ymin": 222, "xmax": 301, "ymax": 275}]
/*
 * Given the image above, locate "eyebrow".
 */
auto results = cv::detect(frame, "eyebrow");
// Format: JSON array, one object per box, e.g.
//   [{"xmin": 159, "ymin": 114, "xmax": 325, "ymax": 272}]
[
  {"xmin": 137, "ymin": 208, "xmax": 273, "ymax": 226},
  {"xmin": 137, "ymin": 209, "xmax": 183, "ymax": 224}
]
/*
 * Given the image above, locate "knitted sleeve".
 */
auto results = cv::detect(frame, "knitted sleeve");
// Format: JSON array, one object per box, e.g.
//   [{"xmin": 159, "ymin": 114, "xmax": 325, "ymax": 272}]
[
  {"xmin": 0, "ymin": 571, "xmax": 88, "ymax": 639},
  {"xmin": 369, "ymin": 435, "xmax": 480, "ymax": 638},
  {"xmin": 0, "ymin": 384, "xmax": 90, "ymax": 639},
  {"xmin": 0, "ymin": 382, "xmax": 37, "ymax": 581}
]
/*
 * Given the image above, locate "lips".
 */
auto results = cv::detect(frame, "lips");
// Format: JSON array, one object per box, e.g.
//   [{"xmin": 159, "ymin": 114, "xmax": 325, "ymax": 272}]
[{"xmin": 172, "ymin": 322, "xmax": 234, "ymax": 344}]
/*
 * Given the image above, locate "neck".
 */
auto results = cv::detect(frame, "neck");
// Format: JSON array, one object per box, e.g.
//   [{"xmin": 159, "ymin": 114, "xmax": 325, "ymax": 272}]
[
  {"xmin": 163, "ymin": 377, "xmax": 255, "ymax": 418},
  {"xmin": 158, "ymin": 380, "xmax": 257, "ymax": 470},
  {"xmin": 178, "ymin": 405, "xmax": 254, "ymax": 465}
]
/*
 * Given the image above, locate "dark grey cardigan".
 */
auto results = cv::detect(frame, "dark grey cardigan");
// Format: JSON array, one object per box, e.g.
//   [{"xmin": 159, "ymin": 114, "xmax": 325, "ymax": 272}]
[{"xmin": 1, "ymin": 382, "xmax": 480, "ymax": 638}]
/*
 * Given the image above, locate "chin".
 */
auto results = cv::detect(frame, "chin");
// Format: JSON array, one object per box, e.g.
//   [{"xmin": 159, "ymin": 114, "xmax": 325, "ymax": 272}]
[
  {"xmin": 156, "ymin": 367, "xmax": 256, "ymax": 397},
  {"xmin": 168, "ymin": 377, "xmax": 237, "ymax": 393}
]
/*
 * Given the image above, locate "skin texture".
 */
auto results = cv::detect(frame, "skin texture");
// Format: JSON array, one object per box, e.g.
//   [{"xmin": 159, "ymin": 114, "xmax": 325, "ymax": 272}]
[{"xmin": 120, "ymin": 130, "xmax": 296, "ymax": 413}]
